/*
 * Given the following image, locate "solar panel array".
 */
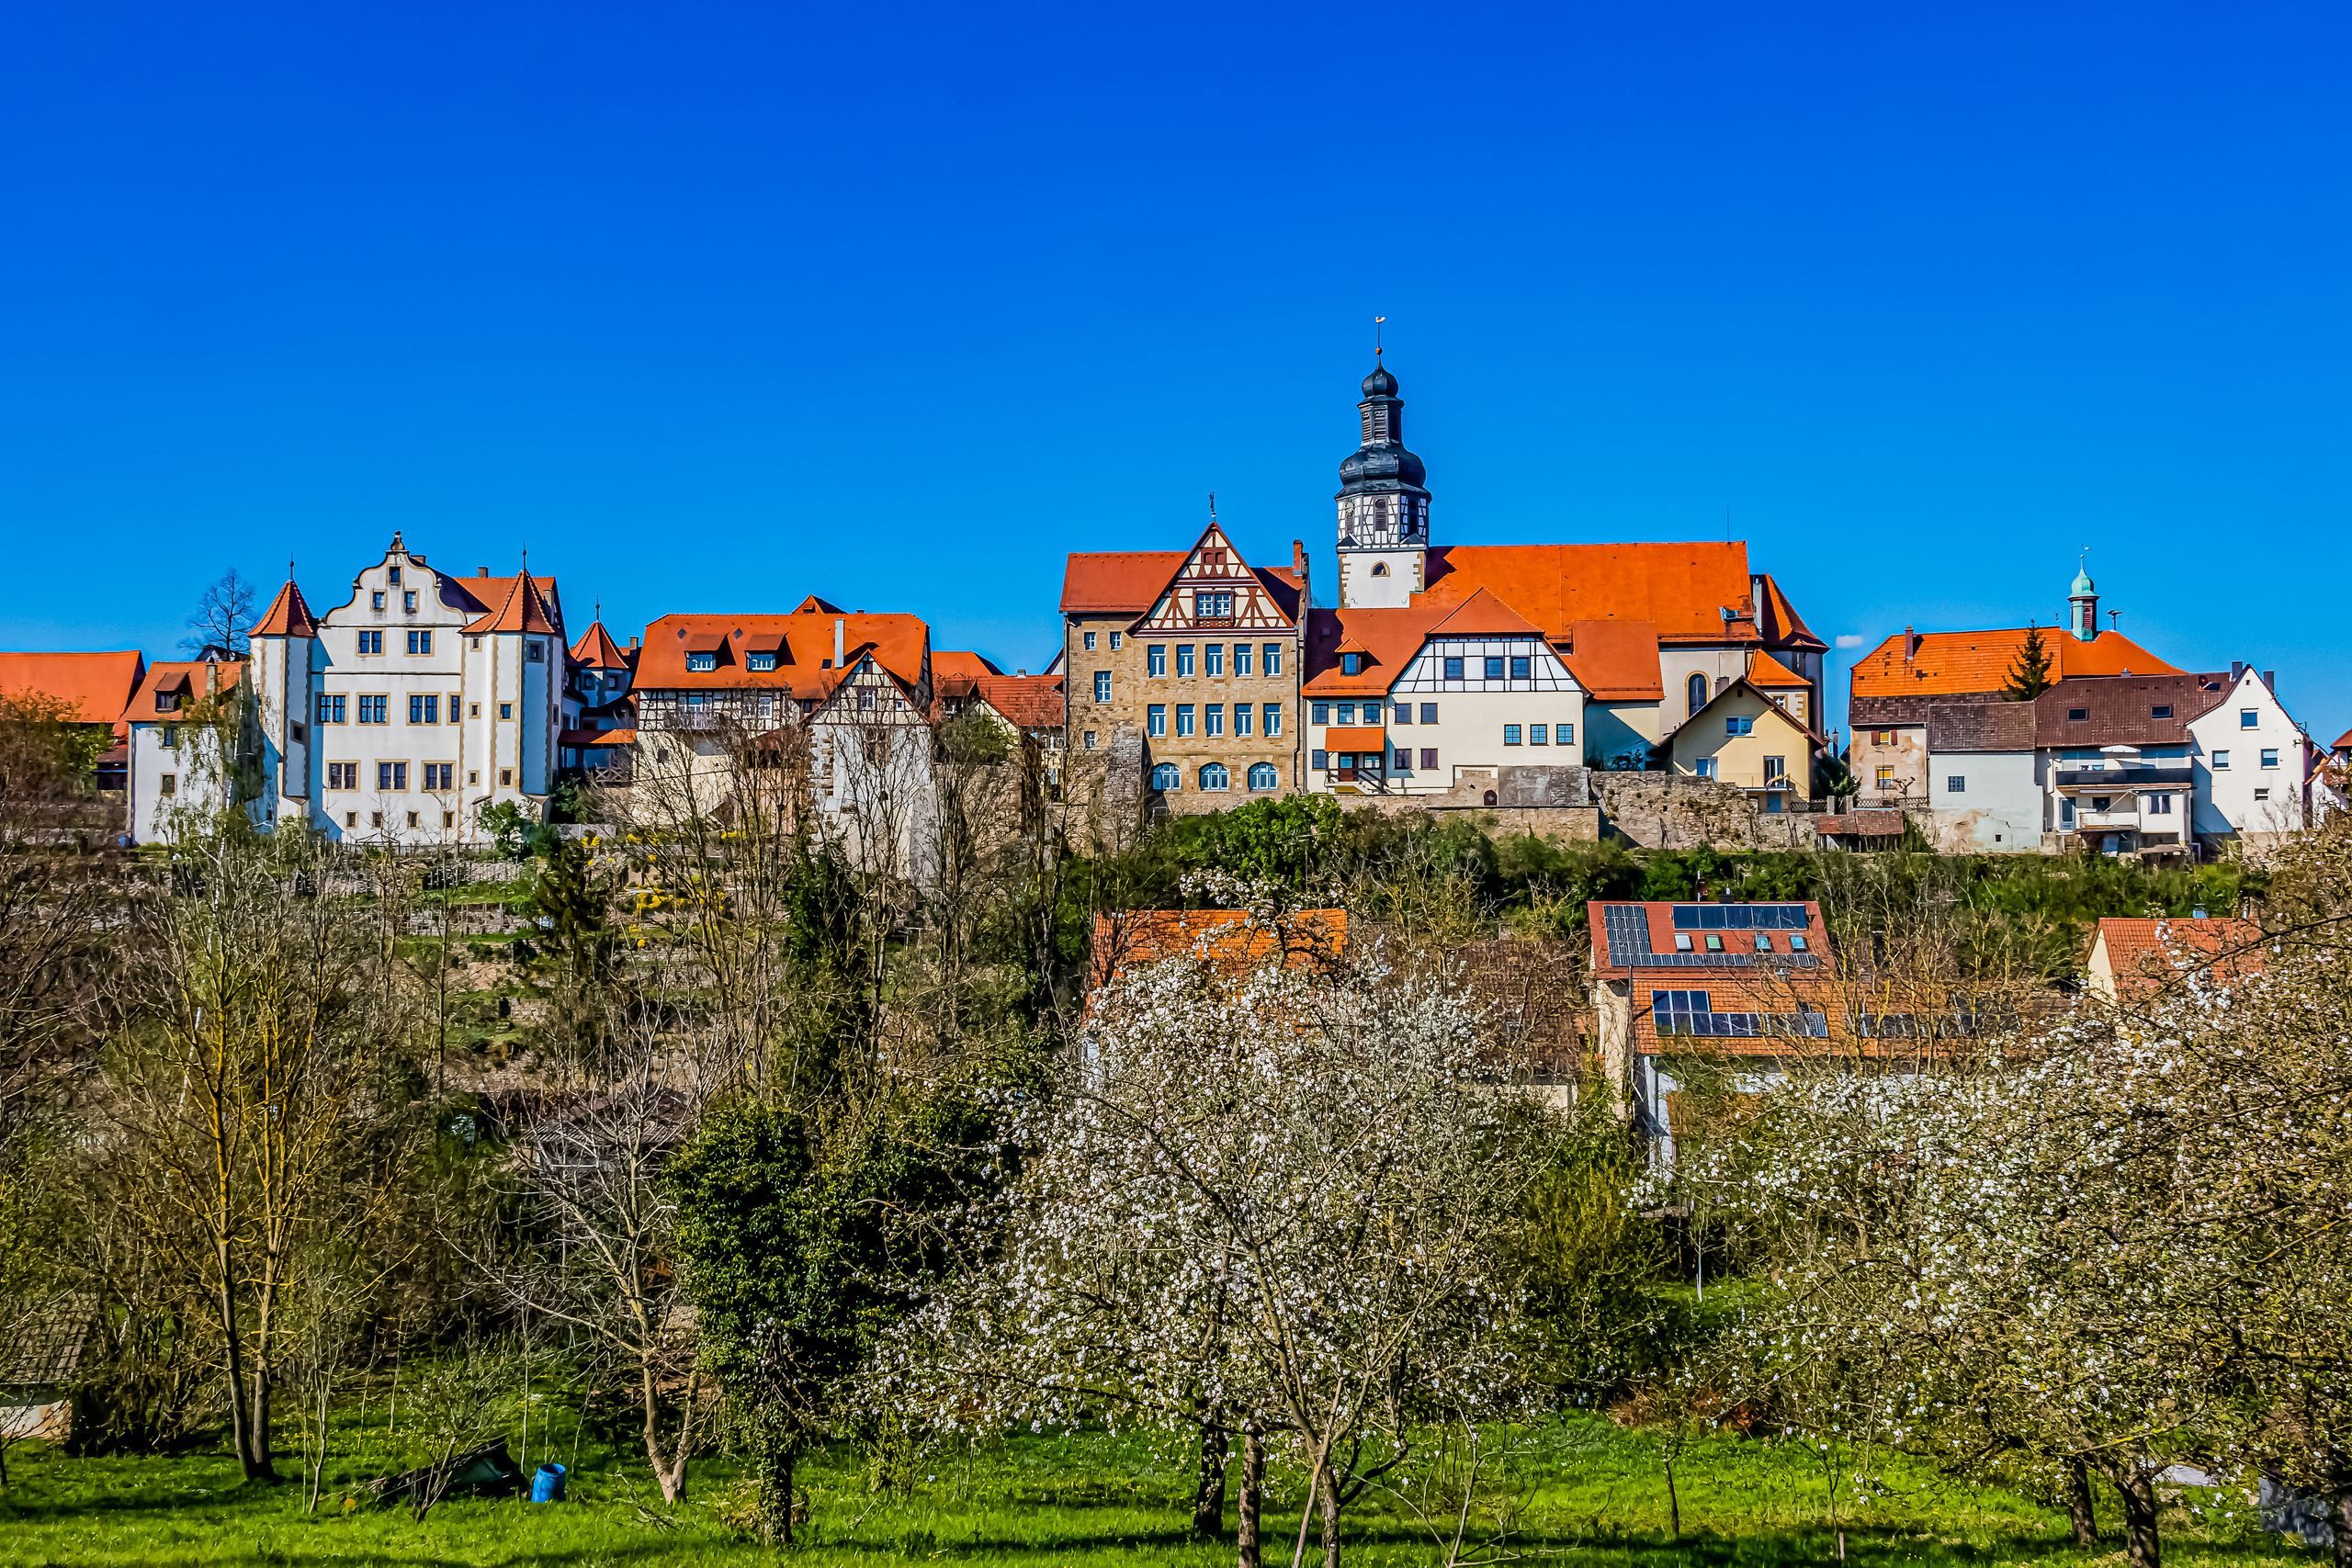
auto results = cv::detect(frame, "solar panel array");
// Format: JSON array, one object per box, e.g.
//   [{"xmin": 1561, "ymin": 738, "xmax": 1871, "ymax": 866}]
[
  {"xmin": 1669, "ymin": 904, "xmax": 1810, "ymax": 931},
  {"xmin": 1601, "ymin": 902, "xmax": 1823, "ymax": 971}
]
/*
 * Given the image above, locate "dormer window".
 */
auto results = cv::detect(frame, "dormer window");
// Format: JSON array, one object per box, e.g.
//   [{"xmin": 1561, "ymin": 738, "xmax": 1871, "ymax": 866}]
[
  {"xmin": 747, "ymin": 652, "xmax": 776, "ymax": 672},
  {"xmin": 2151, "ymin": 705, "xmax": 2172, "ymax": 719},
  {"xmin": 2067, "ymin": 707, "xmax": 2088, "ymax": 721},
  {"xmin": 686, "ymin": 652, "xmax": 718, "ymax": 672},
  {"xmin": 155, "ymin": 692, "xmax": 180, "ymax": 713},
  {"xmin": 1341, "ymin": 653, "xmax": 1363, "ymax": 676}
]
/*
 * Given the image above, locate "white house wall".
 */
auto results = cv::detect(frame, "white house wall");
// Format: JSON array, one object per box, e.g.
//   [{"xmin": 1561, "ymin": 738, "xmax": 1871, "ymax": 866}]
[
  {"xmin": 2188, "ymin": 671, "xmax": 2309, "ymax": 840},
  {"xmin": 1928, "ymin": 750, "xmax": 2041, "ymax": 852}
]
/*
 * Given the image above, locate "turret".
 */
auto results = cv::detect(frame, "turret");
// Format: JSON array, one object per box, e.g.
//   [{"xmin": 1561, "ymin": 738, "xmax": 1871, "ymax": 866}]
[
  {"xmin": 2068, "ymin": 557, "xmax": 2098, "ymax": 643},
  {"xmin": 1335, "ymin": 355, "xmax": 1431, "ymax": 609}
]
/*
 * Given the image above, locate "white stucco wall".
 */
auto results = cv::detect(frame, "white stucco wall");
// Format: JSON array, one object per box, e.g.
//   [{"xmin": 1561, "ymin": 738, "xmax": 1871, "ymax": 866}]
[
  {"xmin": 1928, "ymin": 750, "xmax": 2041, "ymax": 852},
  {"xmin": 2188, "ymin": 670, "xmax": 2308, "ymax": 840}
]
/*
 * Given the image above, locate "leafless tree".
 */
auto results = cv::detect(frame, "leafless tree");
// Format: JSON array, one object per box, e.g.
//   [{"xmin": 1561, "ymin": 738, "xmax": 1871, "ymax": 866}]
[{"xmin": 184, "ymin": 569, "xmax": 259, "ymax": 658}]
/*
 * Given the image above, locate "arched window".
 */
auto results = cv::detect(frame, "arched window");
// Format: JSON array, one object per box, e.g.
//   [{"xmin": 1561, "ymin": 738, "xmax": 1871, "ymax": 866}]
[
  {"xmin": 1198, "ymin": 762, "xmax": 1230, "ymax": 792},
  {"xmin": 1150, "ymin": 762, "xmax": 1180, "ymax": 791},
  {"xmin": 1687, "ymin": 672, "xmax": 1709, "ymax": 716},
  {"xmin": 1370, "ymin": 561, "xmax": 1390, "ymax": 577},
  {"xmin": 1248, "ymin": 762, "xmax": 1278, "ymax": 791}
]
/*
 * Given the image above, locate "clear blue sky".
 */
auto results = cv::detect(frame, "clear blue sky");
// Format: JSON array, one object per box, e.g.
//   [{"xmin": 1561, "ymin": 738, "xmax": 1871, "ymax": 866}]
[{"xmin": 3, "ymin": 3, "xmax": 2346, "ymax": 738}]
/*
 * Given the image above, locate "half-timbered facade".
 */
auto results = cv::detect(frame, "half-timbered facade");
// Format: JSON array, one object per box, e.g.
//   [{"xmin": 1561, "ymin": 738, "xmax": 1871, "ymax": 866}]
[
  {"xmin": 1060, "ymin": 522, "xmax": 1305, "ymax": 815},
  {"xmin": 1302, "ymin": 591, "xmax": 1588, "ymax": 794}
]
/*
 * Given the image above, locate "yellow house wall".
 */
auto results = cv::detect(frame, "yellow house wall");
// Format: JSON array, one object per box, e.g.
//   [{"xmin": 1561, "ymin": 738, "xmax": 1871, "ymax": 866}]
[{"xmin": 1668, "ymin": 687, "xmax": 1812, "ymax": 790}]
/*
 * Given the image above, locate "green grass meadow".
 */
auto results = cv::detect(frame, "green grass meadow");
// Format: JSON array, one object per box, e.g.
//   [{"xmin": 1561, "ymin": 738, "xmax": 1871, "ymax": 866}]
[{"xmin": 0, "ymin": 1416, "xmax": 2302, "ymax": 1567}]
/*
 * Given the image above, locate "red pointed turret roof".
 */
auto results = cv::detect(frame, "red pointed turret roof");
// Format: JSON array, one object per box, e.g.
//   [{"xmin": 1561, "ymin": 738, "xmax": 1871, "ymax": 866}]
[
  {"xmin": 254, "ymin": 580, "xmax": 322, "ymax": 638},
  {"xmin": 569, "ymin": 619, "xmax": 630, "ymax": 670},
  {"xmin": 466, "ymin": 570, "xmax": 563, "ymax": 637}
]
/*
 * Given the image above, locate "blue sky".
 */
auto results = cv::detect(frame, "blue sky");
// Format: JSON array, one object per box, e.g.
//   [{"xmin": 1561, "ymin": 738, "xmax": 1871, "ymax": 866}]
[{"xmin": 3, "ymin": 3, "xmax": 2346, "ymax": 737}]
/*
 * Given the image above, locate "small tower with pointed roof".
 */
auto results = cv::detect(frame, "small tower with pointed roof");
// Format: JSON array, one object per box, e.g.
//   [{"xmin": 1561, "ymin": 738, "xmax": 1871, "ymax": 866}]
[
  {"xmin": 250, "ymin": 570, "xmax": 322, "ymax": 827},
  {"xmin": 2068, "ymin": 555, "xmax": 2099, "ymax": 643},
  {"xmin": 1335, "ymin": 353, "xmax": 1431, "ymax": 611}
]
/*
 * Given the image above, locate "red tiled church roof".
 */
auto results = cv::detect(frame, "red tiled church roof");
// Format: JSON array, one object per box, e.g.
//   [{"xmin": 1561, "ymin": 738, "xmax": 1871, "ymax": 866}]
[{"xmin": 1850, "ymin": 626, "xmax": 2178, "ymax": 699}]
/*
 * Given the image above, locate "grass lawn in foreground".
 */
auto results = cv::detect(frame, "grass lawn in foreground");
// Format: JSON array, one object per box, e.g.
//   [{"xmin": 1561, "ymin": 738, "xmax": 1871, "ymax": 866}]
[{"xmin": 0, "ymin": 1415, "xmax": 2295, "ymax": 1567}]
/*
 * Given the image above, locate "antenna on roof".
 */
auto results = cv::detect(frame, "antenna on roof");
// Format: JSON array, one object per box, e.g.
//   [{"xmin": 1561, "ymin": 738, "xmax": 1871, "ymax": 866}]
[
  {"xmin": 1373, "ymin": 314, "xmax": 1386, "ymax": 357},
  {"xmin": 2108, "ymin": 609, "xmax": 2120, "ymax": 631}
]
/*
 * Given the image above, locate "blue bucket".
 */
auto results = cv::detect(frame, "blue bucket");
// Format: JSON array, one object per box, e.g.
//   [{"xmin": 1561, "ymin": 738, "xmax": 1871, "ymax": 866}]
[{"xmin": 530, "ymin": 1462, "xmax": 567, "ymax": 1504}]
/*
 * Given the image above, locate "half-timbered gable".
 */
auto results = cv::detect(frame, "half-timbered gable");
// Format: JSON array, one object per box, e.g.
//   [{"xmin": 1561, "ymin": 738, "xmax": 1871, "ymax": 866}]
[{"xmin": 1134, "ymin": 523, "xmax": 1300, "ymax": 635}]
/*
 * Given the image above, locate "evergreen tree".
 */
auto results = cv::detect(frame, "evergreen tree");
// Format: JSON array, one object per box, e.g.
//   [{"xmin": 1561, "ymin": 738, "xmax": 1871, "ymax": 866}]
[{"xmin": 2004, "ymin": 622, "xmax": 2055, "ymax": 701}]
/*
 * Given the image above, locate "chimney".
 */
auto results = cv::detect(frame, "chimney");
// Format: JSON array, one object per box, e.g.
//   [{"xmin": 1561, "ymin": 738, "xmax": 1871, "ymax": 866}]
[
  {"xmin": 2231, "ymin": 660, "xmax": 2246, "ymax": 682},
  {"xmin": 478, "ymin": 564, "xmax": 488, "ymax": 576},
  {"xmin": 1904, "ymin": 626, "xmax": 1920, "ymax": 661},
  {"xmin": 627, "ymin": 636, "xmax": 639, "ymax": 651},
  {"xmin": 1015, "ymin": 668, "xmax": 1027, "ymax": 677},
  {"xmin": 2263, "ymin": 670, "xmax": 2276, "ymax": 693},
  {"xmin": 1293, "ymin": 539, "xmax": 1308, "ymax": 580},
  {"xmin": 833, "ymin": 617, "xmax": 845, "ymax": 666}
]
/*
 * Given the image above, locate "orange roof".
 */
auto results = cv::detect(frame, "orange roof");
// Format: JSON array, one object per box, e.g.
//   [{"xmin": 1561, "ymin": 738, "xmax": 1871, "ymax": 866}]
[
  {"xmin": 1301, "ymin": 606, "xmax": 1444, "ymax": 696},
  {"xmin": 1090, "ymin": 908, "xmax": 1348, "ymax": 988},
  {"xmin": 972, "ymin": 672, "xmax": 1064, "ymax": 729},
  {"xmin": 568, "ymin": 619, "xmax": 631, "ymax": 670},
  {"xmin": 1849, "ymin": 626, "xmax": 2179, "ymax": 699},
  {"xmin": 1562, "ymin": 619, "xmax": 1663, "ymax": 702},
  {"xmin": 1421, "ymin": 543, "xmax": 1759, "ymax": 645},
  {"xmin": 1324, "ymin": 725, "xmax": 1388, "ymax": 750},
  {"xmin": 1753, "ymin": 573, "xmax": 1825, "ymax": 652},
  {"xmin": 254, "ymin": 580, "xmax": 321, "ymax": 638},
  {"xmin": 1060, "ymin": 550, "xmax": 1304, "ymax": 620},
  {"xmin": 637, "ymin": 609, "xmax": 931, "ymax": 699},
  {"xmin": 0, "ymin": 650, "xmax": 146, "ymax": 731},
  {"xmin": 1746, "ymin": 650, "xmax": 1810, "ymax": 690},
  {"xmin": 932, "ymin": 649, "xmax": 1003, "ymax": 682},
  {"xmin": 2092, "ymin": 917, "xmax": 2267, "ymax": 995},
  {"xmin": 449, "ymin": 571, "xmax": 561, "ymax": 622},
  {"xmin": 125, "ymin": 660, "xmax": 243, "ymax": 722},
  {"xmin": 465, "ymin": 570, "xmax": 563, "ymax": 637},
  {"xmin": 1589, "ymin": 900, "xmax": 1837, "ymax": 979},
  {"xmin": 1429, "ymin": 587, "xmax": 1545, "ymax": 638}
]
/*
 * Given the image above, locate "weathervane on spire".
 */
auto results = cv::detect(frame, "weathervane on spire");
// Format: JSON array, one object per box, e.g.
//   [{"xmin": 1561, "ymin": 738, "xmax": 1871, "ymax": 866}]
[
  {"xmin": 1374, "ymin": 314, "xmax": 1386, "ymax": 358},
  {"xmin": 1207, "ymin": 491, "xmax": 1217, "ymax": 525}
]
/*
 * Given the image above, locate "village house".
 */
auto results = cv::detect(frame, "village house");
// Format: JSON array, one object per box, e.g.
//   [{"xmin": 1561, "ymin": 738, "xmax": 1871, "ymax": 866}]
[
  {"xmin": 2084, "ymin": 914, "xmax": 2267, "ymax": 1004},
  {"xmin": 1299, "ymin": 359, "xmax": 1826, "ymax": 797},
  {"xmin": 0, "ymin": 649, "xmax": 147, "ymax": 795},
  {"xmin": 1589, "ymin": 898, "xmax": 1839, "ymax": 1168},
  {"xmin": 631, "ymin": 598, "xmax": 959, "ymax": 873},
  {"xmin": 1058, "ymin": 521, "xmax": 1306, "ymax": 811},
  {"xmin": 1893, "ymin": 663, "xmax": 2312, "ymax": 859},
  {"xmin": 1848, "ymin": 561, "xmax": 2177, "ymax": 807},
  {"xmin": 123, "ymin": 654, "xmax": 246, "ymax": 840}
]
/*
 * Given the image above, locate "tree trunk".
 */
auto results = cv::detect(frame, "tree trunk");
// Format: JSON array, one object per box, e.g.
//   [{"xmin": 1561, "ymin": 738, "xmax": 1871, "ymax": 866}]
[
  {"xmin": 1237, "ymin": 1429, "xmax": 1265, "ymax": 1568},
  {"xmin": 764, "ymin": 1441, "xmax": 797, "ymax": 1546},
  {"xmin": 1193, "ymin": 1423, "xmax": 1230, "ymax": 1540},
  {"xmin": 214, "ymin": 1237, "xmax": 266, "ymax": 1482},
  {"xmin": 2064, "ymin": 1457, "xmax": 2098, "ymax": 1548},
  {"xmin": 2095, "ymin": 1456, "xmax": 2159, "ymax": 1568},
  {"xmin": 1317, "ymin": 1458, "xmax": 1342, "ymax": 1568},
  {"xmin": 244, "ymin": 1370, "xmax": 276, "ymax": 1483}
]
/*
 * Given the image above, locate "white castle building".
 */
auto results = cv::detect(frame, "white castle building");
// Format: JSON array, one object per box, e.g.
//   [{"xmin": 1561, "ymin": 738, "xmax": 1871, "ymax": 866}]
[{"xmin": 128, "ymin": 536, "xmax": 628, "ymax": 846}]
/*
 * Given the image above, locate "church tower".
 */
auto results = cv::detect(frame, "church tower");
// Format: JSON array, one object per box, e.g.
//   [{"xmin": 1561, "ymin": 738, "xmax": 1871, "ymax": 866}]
[{"xmin": 1335, "ymin": 357, "xmax": 1430, "ymax": 609}]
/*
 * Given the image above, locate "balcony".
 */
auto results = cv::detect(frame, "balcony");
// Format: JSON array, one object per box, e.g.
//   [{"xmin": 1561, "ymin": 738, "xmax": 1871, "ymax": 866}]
[{"xmin": 2052, "ymin": 764, "xmax": 2194, "ymax": 791}]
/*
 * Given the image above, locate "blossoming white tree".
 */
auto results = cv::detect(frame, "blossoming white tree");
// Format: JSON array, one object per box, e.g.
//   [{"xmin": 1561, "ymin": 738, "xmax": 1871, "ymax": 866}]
[
  {"xmin": 888, "ymin": 943, "xmax": 1556, "ymax": 1568},
  {"xmin": 1681, "ymin": 830, "xmax": 2352, "ymax": 1568}
]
